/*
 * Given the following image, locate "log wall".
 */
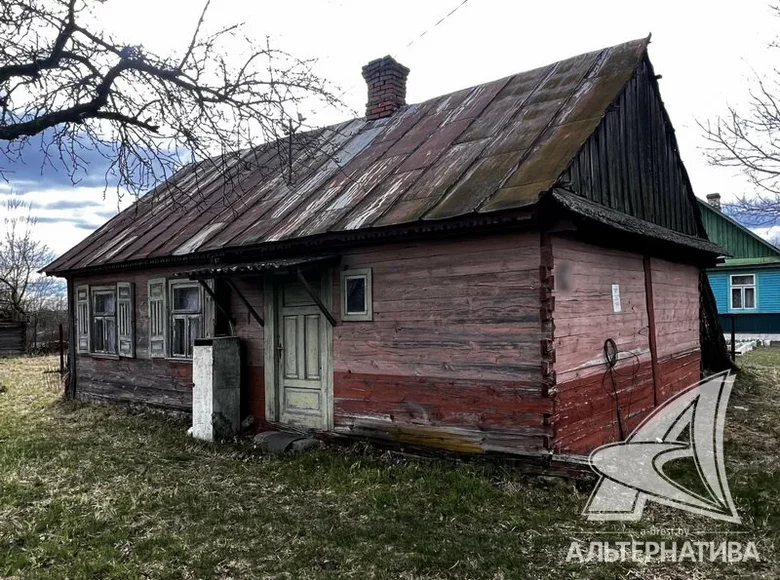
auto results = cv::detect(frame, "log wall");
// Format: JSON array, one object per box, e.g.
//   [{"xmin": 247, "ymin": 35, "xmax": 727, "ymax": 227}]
[
  {"xmin": 331, "ymin": 233, "xmax": 551, "ymax": 454},
  {"xmin": 73, "ymin": 266, "xmax": 199, "ymax": 410},
  {"xmin": 650, "ymin": 257, "xmax": 701, "ymax": 402},
  {"xmin": 550, "ymin": 236, "xmax": 701, "ymax": 454},
  {"xmin": 69, "ymin": 231, "xmax": 702, "ymax": 460},
  {"xmin": 228, "ymin": 277, "xmax": 266, "ymax": 421}
]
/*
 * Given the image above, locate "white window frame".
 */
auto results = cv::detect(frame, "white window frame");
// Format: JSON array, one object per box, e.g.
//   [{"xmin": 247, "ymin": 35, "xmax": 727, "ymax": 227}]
[
  {"xmin": 90, "ymin": 285, "xmax": 118, "ymax": 355},
  {"xmin": 341, "ymin": 268, "xmax": 373, "ymax": 322},
  {"xmin": 730, "ymin": 273, "xmax": 757, "ymax": 311},
  {"xmin": 168, "ymin": 281, "xmax": 204, "ymax": 359}
]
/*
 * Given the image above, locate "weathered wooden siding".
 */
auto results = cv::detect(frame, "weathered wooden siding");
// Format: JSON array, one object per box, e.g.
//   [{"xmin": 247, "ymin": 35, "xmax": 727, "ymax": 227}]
[
  {"xmin": 561, "ymin": 57, "xmax": 701, "ymax": 238},
  {"xmin": 550, "ymin": 237, "xmax": 702, "ymax": 454},
  {"xmin": 228, "ymin": 276, "xmax": 265, "ymax": 421},
  {"xmin": 0, "ymin": 322, "xmax": 25, "ymax": 356},
  {"xmin": 551, "ymin": 236, "xmax": 654, "ymax": 453},
  {"xmin": 331, "ymin": 233, "xmax": 551, "ymax": 454},
  {"xmin": 552, "ymin": 237, "xmax": 652, "ymax": 383},
  {"xmin": 650, "ymin": 258, "xmax": 701, "ymax": 402},
  {"xmin": 77, "ymin": 356, "xmax": 193, "ymax": 410},
  {"xmin": 73, "ymin": 266, "xmax": 199, "ymax": 410}
]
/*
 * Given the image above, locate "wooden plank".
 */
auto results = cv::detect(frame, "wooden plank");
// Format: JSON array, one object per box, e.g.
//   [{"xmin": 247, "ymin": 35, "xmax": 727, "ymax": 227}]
[
  {"xmin": 226, "ymin": 278, "xmax": 264, "ymax": 327},
  {"xmin": 643, "ymin": 255, "xmax": 660, "ymax": 406}
]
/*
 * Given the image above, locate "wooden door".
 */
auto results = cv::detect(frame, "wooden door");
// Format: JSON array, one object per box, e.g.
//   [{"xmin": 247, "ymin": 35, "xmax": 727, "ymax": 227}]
[{"xmin": 276, "ymin": 279, "xmax": 331, "ymax": 429}]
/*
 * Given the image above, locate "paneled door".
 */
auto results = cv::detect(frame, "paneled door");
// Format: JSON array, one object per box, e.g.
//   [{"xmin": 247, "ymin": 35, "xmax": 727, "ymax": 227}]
[{"xmin": 276, "ymin": 278, "xmax": 332, "ymax": 429}]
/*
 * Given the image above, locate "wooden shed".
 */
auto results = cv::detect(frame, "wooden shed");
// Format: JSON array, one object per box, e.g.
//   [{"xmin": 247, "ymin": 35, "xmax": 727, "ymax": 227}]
[
  {"xmin": 0, "ymin": 322, "xmax": 25, "ymax": 357},
  {"xmin": 45, "ymin": 37, "xmax": 724, "ymax": 462}
]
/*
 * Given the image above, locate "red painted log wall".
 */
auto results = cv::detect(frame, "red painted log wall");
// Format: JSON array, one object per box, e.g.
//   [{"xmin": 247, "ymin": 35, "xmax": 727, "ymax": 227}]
[
  {"xmin": 228, "ymin": 277, "xmax": 265, "ymax": 421},
  {"xmin": 70, "ymin": 230, "xmax": 704, "ymax": 460},
  {"xmin": 550, "ymin": 236, "xmax": 701, "ymax": 455},
  {"xmin": 331, "ymin": 233, "xmax": 551, "ymax": 453}
]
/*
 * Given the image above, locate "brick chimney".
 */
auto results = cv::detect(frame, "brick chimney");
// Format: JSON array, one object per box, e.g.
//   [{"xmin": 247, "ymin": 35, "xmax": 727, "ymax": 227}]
[
  {"xmin": 362, "ymin": 56, "xmax": 409, "ymax": 120},
  {"xmin": 706, "ymin": 193, "xmax": 722, "ymax": 210}
]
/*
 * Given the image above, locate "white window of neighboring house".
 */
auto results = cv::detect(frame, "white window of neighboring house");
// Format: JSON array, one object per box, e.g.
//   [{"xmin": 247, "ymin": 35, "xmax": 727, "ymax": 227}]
[
  {"xmin": 341, "ymin": 268, "xmax": 373, "ymax": 322},
  {"xmin": 91, "ymin": 286, "xmax": 117, "ymax": 354},
  {"xmin": 169, "ymin": 281, "xmax": 203, "ymax": 358},
  {"xmin": 730, "ymin": 274, "xmax": 756, "ymax": 310}
]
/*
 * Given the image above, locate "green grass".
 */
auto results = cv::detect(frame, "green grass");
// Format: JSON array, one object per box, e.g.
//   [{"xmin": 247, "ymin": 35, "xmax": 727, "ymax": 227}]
[{"xmin": 0, "ymin": 353, "xmax": 778, "ymax": 579}]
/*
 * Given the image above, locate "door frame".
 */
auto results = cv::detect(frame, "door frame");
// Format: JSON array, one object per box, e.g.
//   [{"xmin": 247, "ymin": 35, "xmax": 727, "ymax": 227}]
[{"xmin": 263, "ymin": 270, "xmax": 334, "ymax": 430}]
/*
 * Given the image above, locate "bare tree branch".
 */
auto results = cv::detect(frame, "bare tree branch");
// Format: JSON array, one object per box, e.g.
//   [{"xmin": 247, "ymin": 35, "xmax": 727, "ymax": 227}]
[
  {"xmin": 700, "ymin": 7, "xmax": 780, "ymax": 223},
  {"xmin": 0, "ymin": 0, "xmax": 342, "ymax": 202}
]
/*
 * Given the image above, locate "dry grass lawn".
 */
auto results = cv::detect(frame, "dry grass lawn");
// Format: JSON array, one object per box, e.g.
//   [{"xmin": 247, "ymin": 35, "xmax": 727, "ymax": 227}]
[{"xmin": 0, "ymin": 353, "xmax": 778, "ymax": 579}]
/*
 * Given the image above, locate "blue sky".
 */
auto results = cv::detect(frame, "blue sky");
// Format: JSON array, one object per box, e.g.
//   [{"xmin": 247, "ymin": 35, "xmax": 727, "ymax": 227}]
[{"xmin": 3, "ymin": 0, "xmax": 778, "ymax": 257}]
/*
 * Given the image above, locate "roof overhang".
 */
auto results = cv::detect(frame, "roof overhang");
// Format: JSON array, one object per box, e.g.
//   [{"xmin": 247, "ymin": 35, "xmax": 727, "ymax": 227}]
[
  {"xmin": 173, "ymin": 255, "xmax": 340, "ymax": 280},
  {"xmin": 547, "ymin": 188, "xmax": 726, "ymax": 262}
]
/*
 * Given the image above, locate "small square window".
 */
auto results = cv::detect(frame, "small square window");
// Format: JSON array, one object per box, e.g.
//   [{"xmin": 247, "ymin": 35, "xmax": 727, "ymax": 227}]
[{"xmin": 341, "ymin": 268, "xmax": 372, "ymax": 322}]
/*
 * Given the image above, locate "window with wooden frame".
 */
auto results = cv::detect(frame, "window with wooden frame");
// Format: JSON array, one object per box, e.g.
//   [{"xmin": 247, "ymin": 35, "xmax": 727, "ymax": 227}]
[
  {"xmin": 75, "ymin": 283, "xmax": 135, "ymax": 357},
  {"xmin": 169, "ymin": 281, "xmax": 203, "ymax": 358},
  {"xmin": 730, "ymin": 274, "xmax": 756, "ymax": 310},
  {"xmin": 91, "ymin": 287, "xmax": 117, "ymax": 354},
  {"xmin": 341, "ymin": 268, "xmax": 373, "ymax": 322}
]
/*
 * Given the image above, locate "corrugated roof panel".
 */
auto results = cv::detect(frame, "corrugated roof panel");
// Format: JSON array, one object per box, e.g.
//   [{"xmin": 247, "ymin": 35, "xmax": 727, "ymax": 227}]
[
  {"xmin": 591, "ymin": 39, "xmax": 648, "ymax": 78},
  {"xmin": 292, "ymin": 155, "xmax": 407, "ymax": 238},
  {"xmin": 524, "ymin": 50, "xmax": 603, "ymax": 105},
  {"xmin": 338, "ymin": 169, "xmax": 425, "ymax": 230},
  {"xmin": 373, "ymin": 139, "xmax": 489, "ymax": 226},
  {"xmin": 480, "ymin": 98, "xmax": 567, "ymax": 157},
  {"xmin": 198, "ymin": 121, "xmax": 369, "ymax": 251},
  {"xmin": 395, "ymin": 117, "xmax": 473, "ymax": 173},
  {"xmin": 506, "ymin": 118, "xmax": 602, "ymax": 187},
  {"xmin": 425, "ymin": 152, "xmax": 524, "ymax": 220},
  {"xmin": 556, "ymin": 72, "xmax": 634, "ymax": 125}
]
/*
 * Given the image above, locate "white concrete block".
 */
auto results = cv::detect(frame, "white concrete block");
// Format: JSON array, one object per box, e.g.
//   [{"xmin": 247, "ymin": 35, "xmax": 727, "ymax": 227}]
[{"xmin": 192, "ymin": 337, "xmax": 241, "ymax": 442}]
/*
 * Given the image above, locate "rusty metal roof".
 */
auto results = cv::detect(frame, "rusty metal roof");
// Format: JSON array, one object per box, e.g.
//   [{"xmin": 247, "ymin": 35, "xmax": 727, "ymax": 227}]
[{"xmin": 46, "ymin": 37, "xmax": 651, "ymax": 275}]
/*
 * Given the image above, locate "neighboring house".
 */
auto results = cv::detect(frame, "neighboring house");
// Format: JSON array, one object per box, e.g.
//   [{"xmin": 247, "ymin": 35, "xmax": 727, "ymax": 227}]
[
  {"xmin": 699, "ymin": 193, "xmax": 780, "ymax": 340},
  {"xmin": 45, "ymin": 37, "xmax": 725, "ymax": 461}
]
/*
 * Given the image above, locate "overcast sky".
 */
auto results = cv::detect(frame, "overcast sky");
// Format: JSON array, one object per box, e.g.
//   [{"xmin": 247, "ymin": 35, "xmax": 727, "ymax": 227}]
[{"xmin": 3, "ymin": 0, "xmax": 778, "ymax": 257}]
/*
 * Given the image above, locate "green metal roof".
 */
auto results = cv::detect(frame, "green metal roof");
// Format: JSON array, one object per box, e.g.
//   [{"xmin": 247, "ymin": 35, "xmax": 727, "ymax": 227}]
[{"xmin": 697, "ymin": 199, "xmax": 780, "ymax": 261}]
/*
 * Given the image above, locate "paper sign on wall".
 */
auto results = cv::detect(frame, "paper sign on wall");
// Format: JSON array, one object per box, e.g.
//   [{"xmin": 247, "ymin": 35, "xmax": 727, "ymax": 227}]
[{"xmin": 611, "ymin": 284, "xmax": 622, "ymax": 313}]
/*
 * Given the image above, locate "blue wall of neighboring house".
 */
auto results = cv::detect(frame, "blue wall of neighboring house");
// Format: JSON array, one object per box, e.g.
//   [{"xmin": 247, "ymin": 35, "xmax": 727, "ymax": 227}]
[{"xmin": 708, "ymin": 268, "xmax": 780, "ymax": 334}]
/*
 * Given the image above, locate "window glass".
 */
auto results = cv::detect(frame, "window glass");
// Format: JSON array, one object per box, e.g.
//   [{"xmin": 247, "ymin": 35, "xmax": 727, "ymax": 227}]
[
  {"xmin": 731, "ymin": 288, "xmax": 742, "ymax": 309},
  {"xmin": 732, "ymin": 275, "xmax": 754, "ymax": 286},
  {"xmin": 169, "ymin": 282, "xmax": 203, "ymax": 358},
  {"xmin": 345, "ymin": 277, "xmax": 366, "ymax": 314},
  {"xmin": 172, "ymin": 286, "xmax": 200, "ymax": 312},
  {"xmin": 172, "ymin": 318, "xmax": 187, "ymax": 357},
  {"xmin": 94, "ymin": 292, "xmax": 116, "ymax": 315},
  {"xmin": 745, "ymin": 287, "xmax": 756, "ymax": 309},
  {"xmin": 188, "ymin": 317, "xmax": 200, "ymax": 352},
  {"xmin": 91, "ymin": 288, "xmax": 118, "ymax": 354}
]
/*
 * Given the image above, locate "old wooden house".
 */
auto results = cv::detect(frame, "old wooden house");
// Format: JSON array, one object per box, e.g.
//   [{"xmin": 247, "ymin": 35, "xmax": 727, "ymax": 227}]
[{"xmin": 45, "ymin": 37, "xmax": 724, "ymax": 461}]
